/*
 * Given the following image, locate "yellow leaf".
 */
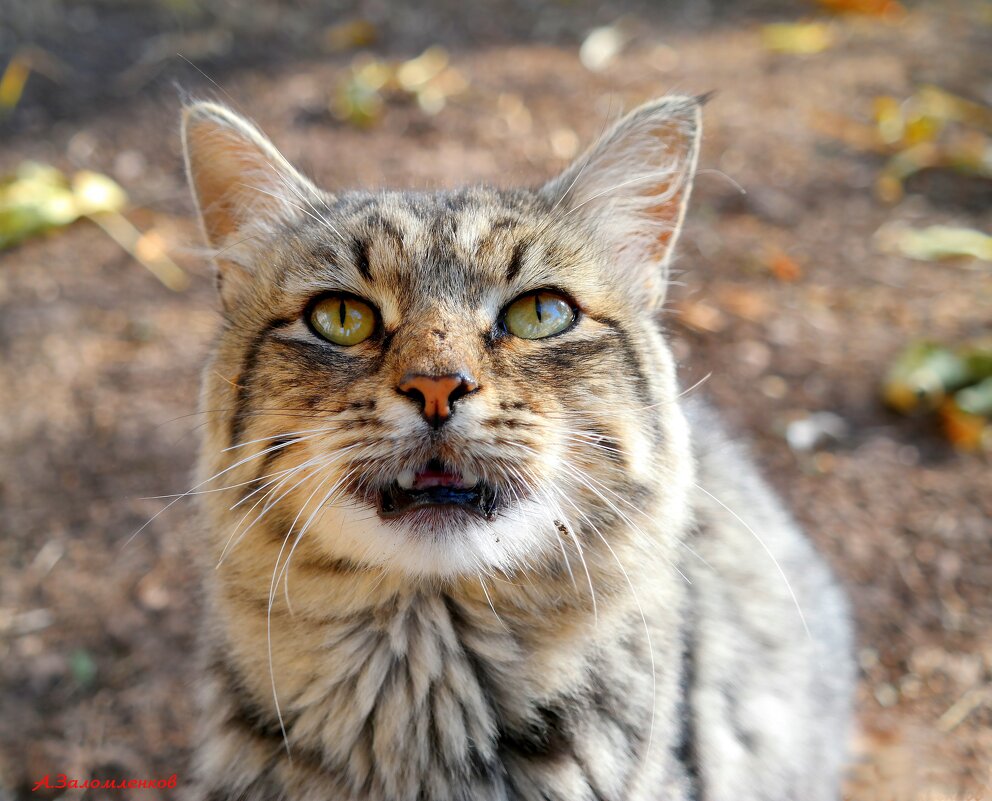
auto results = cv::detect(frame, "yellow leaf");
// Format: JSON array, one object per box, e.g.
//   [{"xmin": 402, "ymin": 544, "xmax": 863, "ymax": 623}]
[
  {"xmin": 396, "ymin": 47, "xmax": 449, "ymax": 91},
  {"xmin": 324, "ymin": 19, "xmax": 378, "ymax": 53},
  {"xmin": 0, "ymin": 162, "xmax": 78, "ymax": 249},
  {"xmin": 71, "ymin": 171, "xmax": 128, "ymax": 216},
  {"xmin": 877, "ymin": 224, "xmax": 992, "ymax": 262},
  {"xmin": 761, "ymin": 22, "xmax": 833, "ymax": 55},
  {"xmin": 0, "ymin": 54, "xmax": 31, "ymax": 111}
]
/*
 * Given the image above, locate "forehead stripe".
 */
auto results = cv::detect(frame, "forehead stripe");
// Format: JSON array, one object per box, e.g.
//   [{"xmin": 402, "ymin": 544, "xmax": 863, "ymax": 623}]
[
  {"xmin": 350, "ymin": 237, "xmax": 372, "ymax": 281},
  {"xmin": 506, "ymin": 238, "xmax": 529, "ymax": 282}
]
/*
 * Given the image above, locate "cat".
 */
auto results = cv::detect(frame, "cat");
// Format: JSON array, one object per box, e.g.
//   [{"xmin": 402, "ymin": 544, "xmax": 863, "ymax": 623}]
[{"xmin": 181, "ymin": 94, "xmax": 854, "ymax": 801}]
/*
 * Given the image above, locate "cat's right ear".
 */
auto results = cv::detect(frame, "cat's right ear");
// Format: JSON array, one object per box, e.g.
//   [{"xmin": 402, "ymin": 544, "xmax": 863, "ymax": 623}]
[{"xmin": 181, "ymin": 102, "xmax": 323, "ymax": 297}]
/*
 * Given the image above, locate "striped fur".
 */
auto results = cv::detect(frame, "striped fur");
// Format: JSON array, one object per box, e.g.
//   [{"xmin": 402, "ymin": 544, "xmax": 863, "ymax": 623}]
[{"xmin": 182, "ymin": 97, "xmax": 853, "ymax": 801}]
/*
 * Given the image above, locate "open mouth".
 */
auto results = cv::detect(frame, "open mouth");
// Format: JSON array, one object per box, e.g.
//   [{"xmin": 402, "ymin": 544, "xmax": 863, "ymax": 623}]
[{"xmin": 377, "ymin": 458, "xmax": 500, "ymax": 521}]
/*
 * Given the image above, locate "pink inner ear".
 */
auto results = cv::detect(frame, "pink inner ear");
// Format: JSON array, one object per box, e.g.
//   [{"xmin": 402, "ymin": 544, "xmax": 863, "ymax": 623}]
[
  {"xmin": 186, "ymin": 119, "xmax": 284, "ymax": 246},
  {"xmin": 638, "ymin": 172, "xmax": 688, "ymax": 260},
  {"xmin": 188, "ymin": 125, "xmax": 245, "ymax": 242}
]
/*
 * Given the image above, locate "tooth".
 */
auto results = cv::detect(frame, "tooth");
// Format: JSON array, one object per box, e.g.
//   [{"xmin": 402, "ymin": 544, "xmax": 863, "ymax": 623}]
[
  {"xmin": 461, "ymin": 466, "xmax": 479, "ymax": 488},
  {"xmin": 397, "ymin": 469, "xmax": 415, "ymax": 490}
]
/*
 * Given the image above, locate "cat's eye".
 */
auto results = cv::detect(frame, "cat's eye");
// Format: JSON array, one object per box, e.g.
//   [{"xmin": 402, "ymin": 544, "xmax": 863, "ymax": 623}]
[
  {"xmin": 503, "ymin": 291, "xmax": 576, "ymax": 340},
  {"xmin": 309, "ymin": 295, "xmax": 377, "ymax": 346}
]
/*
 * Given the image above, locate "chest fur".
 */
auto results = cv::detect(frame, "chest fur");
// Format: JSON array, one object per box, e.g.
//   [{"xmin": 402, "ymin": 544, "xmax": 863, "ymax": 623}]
[{"xmin": 196, "ymin": 590, "xmax": 677, "ymax": 801}]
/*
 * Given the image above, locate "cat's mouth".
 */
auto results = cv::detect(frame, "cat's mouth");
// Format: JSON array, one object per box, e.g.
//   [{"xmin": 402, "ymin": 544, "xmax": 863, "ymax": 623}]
[{"xmin": 377, "ymin": 458, "xmax": 500, "ymax": 521}]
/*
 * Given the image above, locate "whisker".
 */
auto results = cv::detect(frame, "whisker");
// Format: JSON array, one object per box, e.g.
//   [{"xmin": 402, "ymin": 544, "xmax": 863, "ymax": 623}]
[
  {"xmin": 553, "ymin": 488, "xmax": 658, "ymax": 760},
  {"xmin": 693, "ymin": 482, "xmax": 810, "ymax": 639},
  {"xmin": 222, "ymin": 425, "xmax": 341, "ymax": 453},
  {"xmin": 123, "ymin": 433, "xmax": 320, "ymax": 550}
]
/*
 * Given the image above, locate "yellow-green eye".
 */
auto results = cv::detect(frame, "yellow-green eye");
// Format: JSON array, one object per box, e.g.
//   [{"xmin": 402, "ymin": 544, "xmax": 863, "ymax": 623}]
[
  {"xmin": 504, "ymin": 291, "xmax": 576, "ymax": 340},
  {"xmin": 310, "ymin": 295, "xmax": 377, "ymax": 346}
]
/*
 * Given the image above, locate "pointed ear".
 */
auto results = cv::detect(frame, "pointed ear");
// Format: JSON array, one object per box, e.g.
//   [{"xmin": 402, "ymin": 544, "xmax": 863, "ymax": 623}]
[
  {"xmin": 540, "ymin": 96, "xmax": 703, "ymax": 308},
  {"xmin": 181, "ymin": 101, "xmax": 322, "ymax": 251}
]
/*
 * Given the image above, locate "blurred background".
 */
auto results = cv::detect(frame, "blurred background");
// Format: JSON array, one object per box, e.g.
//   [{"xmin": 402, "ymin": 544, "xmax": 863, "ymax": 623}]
[{"xmin": 0, "ymin": 0, "xmax": 990, "ymax": 798}]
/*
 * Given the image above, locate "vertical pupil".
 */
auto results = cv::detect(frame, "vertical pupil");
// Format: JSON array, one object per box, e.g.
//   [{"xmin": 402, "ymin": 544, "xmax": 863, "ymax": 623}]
[
  {"xmin": 534, "ymin": 295, "xmax": 543, "ymax": 323},
  {"xmin": 339, "ymin": 299, "xmax": 347, "ymax": 328}
]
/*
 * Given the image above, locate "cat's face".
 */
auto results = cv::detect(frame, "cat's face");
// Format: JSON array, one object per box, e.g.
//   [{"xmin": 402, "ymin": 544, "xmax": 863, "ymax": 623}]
[{"xmin": 184, "ymin": 98, "xmax": 701, "ymax": 579}]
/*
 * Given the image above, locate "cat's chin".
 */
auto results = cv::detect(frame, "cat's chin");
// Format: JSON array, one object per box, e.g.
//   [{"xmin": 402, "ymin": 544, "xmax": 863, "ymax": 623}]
[{"xmin": 307, "ymin": 491, "xmax": 553, "ymax": 579}]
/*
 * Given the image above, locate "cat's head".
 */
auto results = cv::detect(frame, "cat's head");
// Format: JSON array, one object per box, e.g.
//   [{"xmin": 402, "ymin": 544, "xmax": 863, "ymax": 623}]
[{"xmin": 183, "ymin": 96, "xmax": 701, "ymax": 580}]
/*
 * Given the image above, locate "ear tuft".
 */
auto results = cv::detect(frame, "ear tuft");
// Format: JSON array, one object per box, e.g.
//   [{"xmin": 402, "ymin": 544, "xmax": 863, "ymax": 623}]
[
  {"xmin": 181, "ymin": 101, "xmax": 319, "ymax": 250},
  {"xmin": 541, "ymin": 96, "xmax": 703, "ymax": 308}
]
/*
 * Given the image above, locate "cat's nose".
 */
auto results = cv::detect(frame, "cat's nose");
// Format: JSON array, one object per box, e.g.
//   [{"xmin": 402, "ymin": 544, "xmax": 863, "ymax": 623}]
[{"xmin": 397, "ymin": 372, "xmax": 479, "ymax": 429}]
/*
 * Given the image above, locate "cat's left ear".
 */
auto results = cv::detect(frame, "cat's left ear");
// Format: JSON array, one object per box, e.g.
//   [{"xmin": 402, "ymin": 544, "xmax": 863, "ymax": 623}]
[{"xmin": 540, "ymin": 96, "xmax": 703, "ymax": 309}]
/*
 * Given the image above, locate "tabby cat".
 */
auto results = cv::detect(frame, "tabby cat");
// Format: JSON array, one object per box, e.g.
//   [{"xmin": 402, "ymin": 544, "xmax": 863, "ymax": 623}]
[{"xmin": 181, "ymin": 95, "xmax": 853, "ymax": 801}]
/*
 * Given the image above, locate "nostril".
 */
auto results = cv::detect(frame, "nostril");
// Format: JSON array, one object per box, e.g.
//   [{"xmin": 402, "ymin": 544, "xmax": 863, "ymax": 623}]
[
  {"xmin": 398, "ymin": 384, "xmax": 427, "ymax": 411},
  {"xmin": 448, "ymin": 379, "xmax": 476, "ymax": 407}
]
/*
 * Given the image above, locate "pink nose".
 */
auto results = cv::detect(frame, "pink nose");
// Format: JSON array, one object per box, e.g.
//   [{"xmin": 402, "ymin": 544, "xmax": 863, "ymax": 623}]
[{"xmin": 397, "ymin": 373, "xmax": 479, "ymax": 428}]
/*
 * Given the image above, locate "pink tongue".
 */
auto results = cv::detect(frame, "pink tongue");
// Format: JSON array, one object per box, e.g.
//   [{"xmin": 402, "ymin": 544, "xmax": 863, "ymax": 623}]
[{"xmin": 414, "ymin": 469, "xmax": 463, "ymax": 490}]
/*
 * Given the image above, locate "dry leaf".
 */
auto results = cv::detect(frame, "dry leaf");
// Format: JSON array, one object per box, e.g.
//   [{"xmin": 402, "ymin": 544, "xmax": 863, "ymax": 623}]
[
  {"xmin": 882, "ymin": 342, "xmax": 970, "ymax": 414},
  {"xmin": 817, "ymin": 0, "xmax": 905, "ymax": 17},
  {"xmin": 820, "ymin": 85, "xmax": 992, "ymax": 202},
  {"xmin": 324, "ymin": 19, "xmax": 378, "ymax": 52},
  {"xmin": 765, "ymin": 246, "xmax": 803, "ymax": 281},
  {"xmin": 0, "ymin": 161, "xmax": 187, "ymax": 290},
  {"xmin": 939, "ymin": 400, "xmax": 988, "ymax": 451},
  {"xmin": 955, "ymin": 377, "xmax": 992, "ymax": 417},
  {"xmin": 0, "ymin": 53, "xmax": 31, "ymax": 113},
  {"xmin": 332, "ymin": 47, "xmax": 468, "ymax": 126},
  {"xmin": 876, "ymin": 223, "xmax": 992, "ymax": 263},
  {"xmin": 1, "ymin": 162, "xmax": 82, "ymax": 249},
  {"xmin": 761, "ymin": 22, "xmax": 833, "ymax": 55},
  {"xmin": 72, "ymin": 171, "xmax": 128, "ymax": 216}
]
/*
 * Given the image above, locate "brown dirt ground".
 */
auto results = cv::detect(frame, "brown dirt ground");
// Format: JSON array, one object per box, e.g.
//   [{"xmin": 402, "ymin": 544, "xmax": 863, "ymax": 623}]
[{"xmin": 1, "ymin": 1, "xmax": 990, "ymax": 799}]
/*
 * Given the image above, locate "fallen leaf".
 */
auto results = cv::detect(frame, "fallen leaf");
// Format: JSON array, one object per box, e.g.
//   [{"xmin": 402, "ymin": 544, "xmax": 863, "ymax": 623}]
[
  {"xmin": 882, "ymin": 342, "xmax": 970, "ymax": 414},
  {"xmin": 761, "ymin": 22, "xmax": 833, "ymax": 55},
  {"xmin": 323, "ymin": 19, "xmax": 378, "ymax": 52},
  {"xmin": 0, "ymin": 53, "xmax": 31, "ymax": 113},
  {"xmin": 0, "ymin": 162, "xmax": 78, "ymax": 249},
  {"xmin": 821, "ymin": 85, "xmax": 992, "ymax": 203},
  {"xmin": 332, "ymin": 47, "xmax": 468, "ymax": 125},
  {"xmin": 915, "ymin": 84, "xmax": 992, "ymax": 134},
  {"xmin": 876, "ymin": 223, "xmax": 992, "ymax": 262},
  {"xmin": 939, "ymin": 400, "xmax": 988, "ymax": 451},
  {"xmin": 396, "ymin": 47, "xmax": 449, "ymax": 91},
  {"xmin": 817, "ymin": 0, "xmax": 905, "ymax": 17},
  {"xmin": 71, "ymin": 170, "xmax": 128, "ymax": 216},
  {"xmin": 955, "ymin": 377, "xmax": 992, "ymax": 417},
  {"xmin": 765, "ymin": 246, "xmax": 803, "ymax": 281},
  {"xmin": 0, "ymin": 161, "xmax": 188, "ymax": 290},
  {"xmin": 331, "ymin": 73, "xmax": 386, "ymax": 127},
  {"xmin": 962, "ymin": 344, "xmax": 992, "ymax": 381}
]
